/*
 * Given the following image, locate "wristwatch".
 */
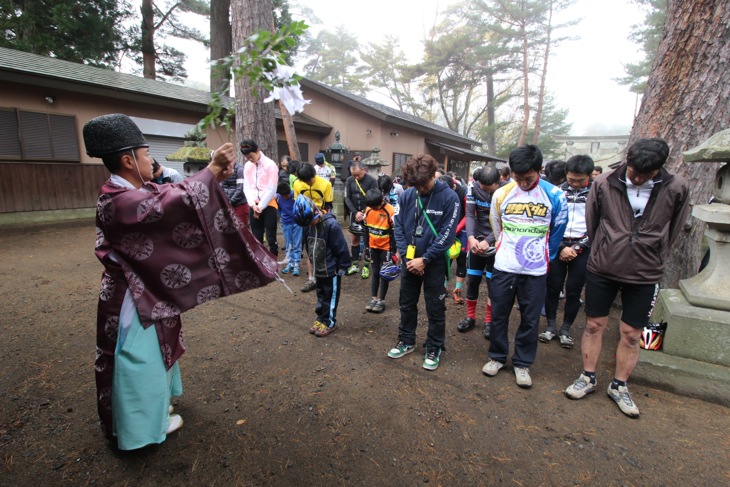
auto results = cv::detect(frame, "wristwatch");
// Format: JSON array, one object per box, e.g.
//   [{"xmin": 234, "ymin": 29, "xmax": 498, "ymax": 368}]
[{"xmin": 422, "ymin": 256, "xmax": 430, "ymax": 265}]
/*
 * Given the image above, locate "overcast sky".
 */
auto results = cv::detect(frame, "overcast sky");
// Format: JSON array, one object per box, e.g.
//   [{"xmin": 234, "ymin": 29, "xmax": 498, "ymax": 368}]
[{"xmin": 169, "ymin": 0, "xmax": 647, "ymax": 136}]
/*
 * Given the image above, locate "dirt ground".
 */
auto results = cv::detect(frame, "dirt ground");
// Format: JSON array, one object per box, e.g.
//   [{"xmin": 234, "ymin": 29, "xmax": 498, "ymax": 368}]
[{"xmin": 1, "ymin": 219, "xmax": 728, "ymax": 486}]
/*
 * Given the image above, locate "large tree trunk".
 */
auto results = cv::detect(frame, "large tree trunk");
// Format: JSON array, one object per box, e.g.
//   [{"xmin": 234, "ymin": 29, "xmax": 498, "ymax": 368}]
[
  {"xmin": 231, "ymin": 0, "xmax": 277, "ymax": 161},
  {"xmin": 630, "ymin": 0, "xmax": 730, "ymax": 288},
  {"xmin": 141, "ymin": 0, "xmax": 156, "ymax": 79},
  {"xmin": 210, "ymin": 0, "xmax": 232, "ymax": 93}
]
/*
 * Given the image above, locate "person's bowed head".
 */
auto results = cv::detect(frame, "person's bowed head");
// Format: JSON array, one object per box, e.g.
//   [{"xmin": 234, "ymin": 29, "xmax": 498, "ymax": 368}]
[{"xmin": 293, "ymin": 195, "xmax": 321, "ymax": 227}]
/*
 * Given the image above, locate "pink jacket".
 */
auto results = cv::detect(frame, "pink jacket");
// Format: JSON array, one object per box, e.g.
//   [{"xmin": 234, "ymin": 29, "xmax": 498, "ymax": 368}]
[{"xmin": 243, "ymin": 152, "xmax": 278, "ymax": 210}]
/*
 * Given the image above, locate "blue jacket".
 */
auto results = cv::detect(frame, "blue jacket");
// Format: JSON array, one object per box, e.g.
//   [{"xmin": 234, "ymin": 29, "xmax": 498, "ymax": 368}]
[
  {"xmin": 394, "ymin": 179, "xmax": 460, "ymax": 265},
  {"xmin": 304, "ymin": 213, "xmax": 352, "ymax": 278}
]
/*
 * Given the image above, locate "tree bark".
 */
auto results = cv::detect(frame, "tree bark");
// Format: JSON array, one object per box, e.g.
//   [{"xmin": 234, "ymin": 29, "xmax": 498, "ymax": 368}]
[
  {"xmin": 231, "ymin": 0, "xmax": 277, "ymax": 161},
  {"xmin": 518, "ymin": 24, "xmax": 530, "ymax": 146},
  {"xmin": 141, "ymin": 0, "xmax": 156, "ymax": 79},
  {"xmin": 486, "ymin": 72, "xmax": 497, "ymax": 156},
  {"xmin": 629, "ymin": 0, "xmax": 730, "ymax": 288},
  {"xmin": 210, "ymin": 0, "xmax": 232, "ymax": 93}
]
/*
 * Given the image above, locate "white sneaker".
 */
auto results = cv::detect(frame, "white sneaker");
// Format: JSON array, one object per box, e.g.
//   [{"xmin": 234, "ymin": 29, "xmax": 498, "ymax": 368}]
[
  {"xmin": 607, "ymin": 384, "xmax": 640, "ymax": 418},
  {"xmin": 482, "ymin": 360, "xmax": 505, "ymax": 377},
  {"xmin": 166, "ymin": 414, "xmax": 184, "ymax": 434},
  {"xmin": 514, "ymin": 367, "xmax": 532, "ymax": 388},
  {"xmin": 565, "ymin": 374, "xmax": 597, "ymax": 399},
  {"xmin": 539, "ymin": 330, "xmax": 556, "ymax": 343}
]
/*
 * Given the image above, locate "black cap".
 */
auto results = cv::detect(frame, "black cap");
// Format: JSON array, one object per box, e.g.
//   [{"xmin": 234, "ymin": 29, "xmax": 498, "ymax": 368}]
[{"xmin": 83, "ymin": 114, "xmax": 149, "ymax": 157}]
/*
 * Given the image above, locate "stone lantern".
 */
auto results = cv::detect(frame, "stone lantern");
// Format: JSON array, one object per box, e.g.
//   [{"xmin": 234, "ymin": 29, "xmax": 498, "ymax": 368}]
[
  {"xmin": 362, "ymin": 147, "xmax": 388, "ymax": 178},
  {"xmin": 634, "ymin": 128, "xmax": 730, "ymax": 404},
  {"xmin": 325, "ymin": 131, "xmax": 348, "ymax": 192}
]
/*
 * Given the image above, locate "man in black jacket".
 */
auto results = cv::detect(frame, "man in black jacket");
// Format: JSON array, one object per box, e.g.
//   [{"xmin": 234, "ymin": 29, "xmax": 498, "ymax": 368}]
[{"xmin": 344, "ymin": 159, "xmax": 378, "ymax": 278}]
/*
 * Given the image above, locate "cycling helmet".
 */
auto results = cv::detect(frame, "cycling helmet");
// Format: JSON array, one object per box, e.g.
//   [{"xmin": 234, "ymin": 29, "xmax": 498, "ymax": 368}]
[
  {"xmin": 349, "ymin": 221, "xmax": 365, "ymax": 235},
  {"xmin": 293, "ymin": 195, "xmax": 320, "ymax": 226},
  {"xmin": 640, "ymin": 322, "xmax": 667, "ymax": 350},
  {"xmin": 379, "ymin": 260, "xmax": 401, "ymax": 281}
]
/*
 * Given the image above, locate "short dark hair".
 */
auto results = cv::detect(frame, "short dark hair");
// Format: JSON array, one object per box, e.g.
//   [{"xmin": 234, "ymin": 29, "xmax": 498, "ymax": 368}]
[
  {"xmin": 402, "ymin": 154, "xmax": 438, "ymax": 188},
  {"xmin": 289, "ymin": 160, "xmax": 301, "ymax": 176},
  {"xmin": 439, "ymin": 175, "xmax": 455, "ymax": 189},
  {"xmin": 277, "ymin": 182, "xmax": 291, "ymax": 195},
  {"xmin": 100, "ymin": 150, "xmax": 129, "ymax": 174},
  {"xmin": 476, "ymin": 166, "xmax": 500, "ymax": 186},
  {"xmin": 240, "ymin": 139, "xmax": 259, "ymax": 155},
  {"xmin": 499, "ymin": 166, "xmax": 511, "ymax": 179},
  {"xmin": 509, "ymin": 145, "xmax": 543, "ymax": 174},
  {"xmin": 593, "ymin": 165, "xmax": 603, "ymax": 174},
  {"xmin": 378, "ymin": 174, "xmax": 393, "ymax": 195},
  {"xmin": 297, "ymin": 162, "xmax": 316, "ymax": 182},
  {"xmin": 365, "ymin": 188, "xmax": 384, "ymax": 208},
  {"xmin": 544, "ymin": 160, "xmax": 566, "ymax": 185},
  {"xmin": 566, "ymin": 155, "xmax": 595, "ymax": 176},
  {"xmin": 627, "ymin": 138, "xmax": 669, "ymax": 173}
]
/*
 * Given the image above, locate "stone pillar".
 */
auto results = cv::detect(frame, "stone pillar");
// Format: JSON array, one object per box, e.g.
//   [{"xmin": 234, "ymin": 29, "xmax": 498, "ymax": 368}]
[{"xmin": 634, "ymin": 129, "xmax": 730, "ymax": 405}]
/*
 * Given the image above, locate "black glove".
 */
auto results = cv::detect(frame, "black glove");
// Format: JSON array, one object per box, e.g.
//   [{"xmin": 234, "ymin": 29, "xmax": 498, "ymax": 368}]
[{"xmin": 363, "ymin": 248, "xmax": 372, "ymax": 263}]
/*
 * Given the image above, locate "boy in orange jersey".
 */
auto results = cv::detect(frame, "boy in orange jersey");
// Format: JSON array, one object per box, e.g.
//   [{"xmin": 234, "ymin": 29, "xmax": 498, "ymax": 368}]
[{"xmin": 363, "ymin": 188, "xmax": 397, "ymax": 313}]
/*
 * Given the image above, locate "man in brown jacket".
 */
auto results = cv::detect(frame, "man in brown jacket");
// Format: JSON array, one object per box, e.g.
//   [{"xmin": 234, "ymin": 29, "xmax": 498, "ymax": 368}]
[{"xmin": 564, "ymin": 138, "xmax": 690, "ymax": 418}]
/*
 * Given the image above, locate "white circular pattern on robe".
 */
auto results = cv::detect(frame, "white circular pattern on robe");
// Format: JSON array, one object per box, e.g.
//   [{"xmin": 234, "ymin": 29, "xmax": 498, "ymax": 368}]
[
  {"xmin": 197, "ymin": 285, "xmax": 221, "ymax": 304},
  {"xmin": 160, "ymin": 317, "xmax": 178, "ymax": 328},
  {"xmin": 214, "ymin": 208, "xmax": 240, "ymax": 234},
  {"xmin": 182, "ymin": 181, "xmax": 210, "ymax": 209},
  {"xmin": 99, "ymin": 387, "xmax": 112, "ymax": 410},
  {"xmin": 172, "ymin": 222, "xmax": 204, "ymax": 249},
  {"xmin": 151, "ymin": 301, "xmax": 181, "ymax": 319},
  {"xmin": 125, "ymin": 272, "xmax": 145, "ymax": 299},
  {"xmin": 137, "ymin": 197, "xmax": 164, "ymax": 223},
  {"xmin": 208, "ymin": 248, "xmax": 230, "ymax": 270},
  {"xmin": 99, "ymin": 273, "xmax": 116, "ymax": 301},
  {"xmin": 179, "ymin": 328, "xmax": 186, "ymax": 350},
  {"xmin": 121, "ymin": 233, "xmax": 154, "ymax": 261},
  {"xmin": 104, "ymin": 316, "xmax": 119, "ymax": 341},
  {"xmin": 95, "ymin": 227, "xmax": 105, "ymax": 249},
  {"xmin": 97, "ymin": 194, "xmax": 115, "ymax": 225},
  {"xmin": 235, "ymin": 271, "xmax": 261, "ymax": 291},
  {"xmin": 95, "ymin": 347, "xmax": 106, "ymax": 372},
  {"xmin": 160, "ymin": 264, "xmax": 192, "ymax": 289}
]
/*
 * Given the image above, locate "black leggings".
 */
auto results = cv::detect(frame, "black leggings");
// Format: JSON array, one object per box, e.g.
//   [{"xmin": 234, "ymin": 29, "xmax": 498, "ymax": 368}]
[
  {"xmin": 370, "ymin": 248, "xmax": 390, "ymax": 299},
  {"xmin": 249, "ymin": 205, "xmax": 279, "ymax": 256},
  {"xmin": 465, "ymin": 251, "xmax": 495, "ymax": 300}
]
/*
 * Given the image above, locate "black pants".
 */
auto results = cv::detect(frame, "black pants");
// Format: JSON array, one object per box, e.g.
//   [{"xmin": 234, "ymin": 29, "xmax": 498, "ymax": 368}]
[
  {"xmin": 249, "ymin": 205, "xmax": 279, "ymax": 256},
  {"xmin": 398, "ymin": 257, "xmax": 446, "ymax": 350},
  {"xmin": 488, "ymin": 269, "xmax": 546, "ymax": 368},
  {"xmin": 315, "ymin": 275, "xmax": 342, "ymax": 327},
  {"xmin": 370, "ymin": 248, "xmax": 390, "ymax": 300},
  {"xmin": 465, "ymin": 251, "xmax": 495, "ymax": 300},
  {"xmin": 544, "ymin": 247, "xmax": 590, "ymax": 333}
]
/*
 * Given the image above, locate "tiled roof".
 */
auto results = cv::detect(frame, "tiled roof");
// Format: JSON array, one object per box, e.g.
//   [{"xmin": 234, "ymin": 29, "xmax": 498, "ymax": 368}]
[
  {"xmin": 300, "ymin": 78, "xmax": 481, "ymax": 147},
  {"xmin": 0, "ymin": 46, "xmax": 220, "ymax": 108}
]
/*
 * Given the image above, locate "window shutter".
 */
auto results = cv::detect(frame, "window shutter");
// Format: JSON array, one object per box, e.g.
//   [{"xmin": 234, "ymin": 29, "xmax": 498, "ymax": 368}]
[
  {"xmin": 19, "ymin": 111, "xmax": 52, "ymax": 159},
  {"xmin": 0, "ymin": 109, "xmax": 22, "ymax": 159},
  {"xmin": 49, "ymin": 114, "xmax": 80, "ymax": 161}
]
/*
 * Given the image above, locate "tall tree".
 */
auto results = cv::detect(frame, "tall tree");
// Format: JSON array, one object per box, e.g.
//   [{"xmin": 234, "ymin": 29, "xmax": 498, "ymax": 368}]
[
  {"xmin": 629, "ymin": 0, "xmax": 730, "ymax": 287},
  {"xmin": 210, "ymin": 0, "xmax": 232, "ymax": 92},
  {"xmin": 0, "ymin": 0, "xmax": 132, "ymax": 68},
  {"xmin": 617, "ymin": 0, "xmax": 667, "ymax": 94},
  {"xmin": 139, "ymin": 0, "xmax": 209, "ymax": 81},
  {"xmin": 231, "ymin": 0, "xmax": 277, "ymax": 159},
  {"xmin": 298, "ymin": 28, "xmax": 366, "ymax": 95}
]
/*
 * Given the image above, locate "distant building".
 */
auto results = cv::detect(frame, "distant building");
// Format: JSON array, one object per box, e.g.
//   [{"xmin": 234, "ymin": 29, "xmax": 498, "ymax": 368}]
[{"xmin": 551, "ymin": 135, "xmax": 630, "ymax": 169}]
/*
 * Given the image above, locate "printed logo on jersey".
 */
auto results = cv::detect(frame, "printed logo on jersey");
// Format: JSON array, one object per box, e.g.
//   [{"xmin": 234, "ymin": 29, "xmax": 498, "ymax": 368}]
[{"xmin": 504, "ymin": 202, "xmax": 549, "ymax": 218}]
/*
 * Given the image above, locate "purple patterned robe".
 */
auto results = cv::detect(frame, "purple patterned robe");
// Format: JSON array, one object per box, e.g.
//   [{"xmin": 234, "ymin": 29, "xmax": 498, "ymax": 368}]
[{"xmin": 94, "ymin": 169, "xmax": 277, "ymax": 439}]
